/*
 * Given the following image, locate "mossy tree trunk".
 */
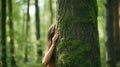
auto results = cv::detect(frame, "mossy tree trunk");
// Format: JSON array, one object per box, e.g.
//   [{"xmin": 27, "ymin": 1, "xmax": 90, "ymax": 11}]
[{"xmin": 55, "ymin": 0, "xmax": 101, "ymax": 67}]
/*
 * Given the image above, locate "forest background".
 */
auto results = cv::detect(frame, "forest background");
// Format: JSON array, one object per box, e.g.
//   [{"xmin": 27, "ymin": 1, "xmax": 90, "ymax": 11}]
[{"xmin": 0, "ymin": 0, "xmax": 120, "ymax": 67}]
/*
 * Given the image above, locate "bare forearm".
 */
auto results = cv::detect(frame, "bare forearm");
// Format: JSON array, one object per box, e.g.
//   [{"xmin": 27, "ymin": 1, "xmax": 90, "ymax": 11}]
[{"xmin": 42, "ymin": 44, "xmax": 55, "ymax": 65}]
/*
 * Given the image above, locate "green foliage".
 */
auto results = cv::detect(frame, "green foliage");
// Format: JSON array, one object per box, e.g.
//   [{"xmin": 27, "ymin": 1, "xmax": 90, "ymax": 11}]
[
  {"xmin": 0, "ymin": 0, "xmax": 57, "ymax": 67},
  {"xmin": 0, "ymin": 61, "xmax": 2, "ymax": 67}
]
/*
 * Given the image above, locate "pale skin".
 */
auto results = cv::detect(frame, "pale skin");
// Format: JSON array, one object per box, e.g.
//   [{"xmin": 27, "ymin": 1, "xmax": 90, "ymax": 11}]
[{"xmin": 42, "ymin": 24, "xmax": 58, "ymax": 66}]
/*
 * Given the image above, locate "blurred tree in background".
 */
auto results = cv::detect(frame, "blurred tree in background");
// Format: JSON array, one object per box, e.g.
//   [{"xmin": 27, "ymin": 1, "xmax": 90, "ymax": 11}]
[
  {"xmin": 8, "ymin": 0, "xmax": 17, "ymax": 66},
  {"xmin": 113, "ymin": 0, "xmax": 120, "ymax": 64},
  {"xmin": 1, "ymin": 0, "xmax": 7, "ymax": 67},
  {"xmin": 24, "ymin": 0, "xmax": 30, "ymax": 63},
  {"xmin": 35, "ymin": 0, "xmax": 41, "ymax": 64},
  {"xmin": 0, "ymin": 0, "xmax": 120, "ymax": 67},
  {"xmin": 104, "ymin": 0, "xmax": 116, "ymax": 67}
]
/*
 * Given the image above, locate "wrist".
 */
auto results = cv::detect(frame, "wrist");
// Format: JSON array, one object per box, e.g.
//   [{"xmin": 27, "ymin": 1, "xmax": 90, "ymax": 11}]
[{"xmin": 52, "ymin": 41, "xmax": 55, "ymax": 46}]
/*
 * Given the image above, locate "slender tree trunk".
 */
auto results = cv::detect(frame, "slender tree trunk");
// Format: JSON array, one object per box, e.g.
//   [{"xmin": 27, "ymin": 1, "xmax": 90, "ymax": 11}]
[
  {"xmin": 55, "ymin": 0, "xmax": 101, "ymax": 67},
  {"xmin": 1, "ymin": 0, "xmax": 7, "ymax": 67},
  {"xmin": 105, "ymin": 0, "xmax": 116, "ymax": 67},
  {"xmin": 113, "ymin": 0, "xmax": 120, "ymax": 62},
  {"xmin": 49, "ymin": 0, "xmax": 53, "ymax": 24},
  {"xmin": 8, "ymin": 0, "xmax": 17, "ymax": 67},
  {"xmin": 35, "ymin": 0, "xmax": 42, "ymax": 60},
  {"xmin": 25, "ymin": 0, "xmax": 30, "ymax": 62},
  {"xmin": 35, "ymin": 0, "xmax": 40, "ymax": 40}
]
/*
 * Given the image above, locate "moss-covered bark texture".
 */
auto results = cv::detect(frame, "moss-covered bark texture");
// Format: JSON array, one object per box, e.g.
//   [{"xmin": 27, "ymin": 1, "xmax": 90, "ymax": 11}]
[{"xmin": 55, "ymin": 0, "xmax": 101, "ymax": 67}]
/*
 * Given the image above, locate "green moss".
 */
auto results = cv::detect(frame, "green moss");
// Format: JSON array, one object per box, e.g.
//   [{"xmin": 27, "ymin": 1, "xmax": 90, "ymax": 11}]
[
  {"xmin": 57, "ymin": 37, "xmax": 70, "ymax": 53},
  {"xmin": 71, "ymin": 39, "xmax": 92, "ymax": 52},
  {"xmin": 60, "ymin": 16, "xmax": 69, "ymax": 30},
  {"xmin": 57, "ymin": 46, "xmax": 93, "ymax": 66},
  {"xmin": 71, "ymin": 39, "xmax": 80, "ymax": 47},
  {"xmin": 57, "ymin": 52, "xmax": 73, "ymax": 67},
  {"xmin": 56, "ymin": 38, "xmax": 93, "ymax": 66},
  {"xmin": 57, "ymin": 38, "xmax": 65, "ymax": 52}
]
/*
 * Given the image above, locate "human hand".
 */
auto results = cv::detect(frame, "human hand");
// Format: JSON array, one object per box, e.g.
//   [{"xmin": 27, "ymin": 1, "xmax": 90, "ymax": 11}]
[{"xmin": 52, "ymin": 27, "xmax": 58, "ymax": 45}]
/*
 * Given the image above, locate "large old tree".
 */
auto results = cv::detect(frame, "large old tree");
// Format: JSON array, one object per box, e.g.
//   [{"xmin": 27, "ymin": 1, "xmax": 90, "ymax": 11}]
[{"xmin": 55, "ymin": 0, "xmax": 101, "ymax": 67}]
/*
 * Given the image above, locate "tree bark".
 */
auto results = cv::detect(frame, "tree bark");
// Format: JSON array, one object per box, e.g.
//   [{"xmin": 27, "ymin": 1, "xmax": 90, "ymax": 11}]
[
  {"xmin": 1, "ymin": 0, "xmax": 7, "ymax": 67},
  {"xmin": 113, "ymin": 0, "xmax": 120, "ymax": 63},
  {"xmin": 55, "ymin": 0, "xmax": 101, "ymax": 67},
  {"xmin": 35, "ymin": 0, "xmax": 40, "ymax": 40},
  {"xmin": 8, "ymin": 0, "xmax": 17, "ymax": 67},
  {"xmin": 105, "ymin": 0, "xmax": 116, "ymax": 67}
]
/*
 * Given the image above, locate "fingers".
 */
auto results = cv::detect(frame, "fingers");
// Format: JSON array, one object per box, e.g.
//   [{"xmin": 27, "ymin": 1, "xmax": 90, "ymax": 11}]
[
  {"xmin": 51, "ymin": 24, "xmax": 56, "ymax": 34},
  {"xmin": 53, "ymin": 24, "xmax": 56, "ymax": 32},
  {"xmin": 52, "ymin": 35, "xmax": 58, "ymax": 41},
  {"xmin": 52, "ymin": 32, "xmax": 58, "ymax": 43},
  {"xmin": 51, "ymin": 24, "xmax": 58, "ymax": 42}
]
